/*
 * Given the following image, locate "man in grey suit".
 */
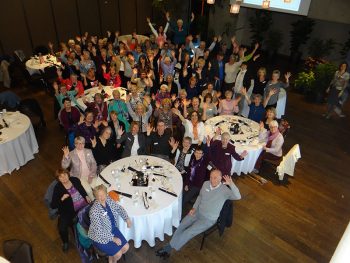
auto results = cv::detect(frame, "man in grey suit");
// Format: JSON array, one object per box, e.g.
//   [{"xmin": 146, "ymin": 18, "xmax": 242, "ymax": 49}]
[
  {"xmin": 116, "ymin": 121, "xmax": 146, "ymax": 158},
  {"xmin": 156, "ymin": 169, "xmax": 241, "ymax": 258}
]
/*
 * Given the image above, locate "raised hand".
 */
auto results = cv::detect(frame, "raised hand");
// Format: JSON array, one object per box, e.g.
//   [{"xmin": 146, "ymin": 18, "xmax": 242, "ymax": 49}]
[
  {"xmin": 165, "ymin": 11, "xmax": 170, "ymax": 21},
  {"xmin": 90, "ymin": 136, "xmax": 97, "ymax": 148},
  {"xmin": 285, "ymin": 72, "xmax": 292, "ymax": 80},
  {"xmin": 155, "ymin": 100, "xmax": 161, "ymax": 109},
  {"xmin": 93, "ymin": 120, "xmax": 100, "ymax": 129},
  {"xmin": 53, "ymin": 82, "xmax": 59, "ymax": 91},
  {"xmin": 146, "ymin": 17, "xmax": 151, "ymax": 23},
  {"xmin": 62, "ymin": 146, "xmax": 70, "ymax": 157},
  {"xmin": 107, "ymin": 30, "xmax": 111, "ymax": 37},
  {"xmin": 206, "ymin": 135, "xmax": 212, "ymax": 146},
  {"xmin": 117, "ymin": 126, "xmax": 124, "ymax": 137},
  {"xmin": 146, "ymin": 123, "xmax": 153, "ymax": 136},
  {"xmin": 174, "ymin": 100, "xmax": 180, "ymax": 109},
  {"xmin": 223, "ymin": 175, "xmax": 233, "ymax": 185},
  {"xmin": 240, "ymin": 87, "xmax": 247, "ymax": 95},
  {"xmin": 218, "ymin": 35, "xmax": 222, "ymax": 42},
  {"xmin": 48, "ymin": 41, "xmax": 54, "ymax": 49},
  {"xmin": 101, "ymin": 64, "xmax": 107, "ymax": 72},
  {"xmin": 254, "ymin": 42, "xmax": 259, "ymax": 50},
  {"xmin": 268, "ymin": 88, "xmax": 277, "ymax": 97}
]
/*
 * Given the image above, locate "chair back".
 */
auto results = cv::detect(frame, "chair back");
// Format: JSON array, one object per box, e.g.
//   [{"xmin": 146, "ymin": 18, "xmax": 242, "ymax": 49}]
[
  {"xmin": 3, "ymin": 240, "xmax": 34, "ymax": 263},
  {"xmin": 217, "ymin": 199, "xmax": 234, "ymax": 236},
  {"xmin": 276, "ymin": 144, "xmax": 301, "ymax": 180}
]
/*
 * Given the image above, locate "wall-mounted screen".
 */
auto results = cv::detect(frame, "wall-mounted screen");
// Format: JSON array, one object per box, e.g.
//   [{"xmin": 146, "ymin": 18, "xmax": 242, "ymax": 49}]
[{"xmin": 241, "ymin": 0, "xmax": 312, "ymax": 16}]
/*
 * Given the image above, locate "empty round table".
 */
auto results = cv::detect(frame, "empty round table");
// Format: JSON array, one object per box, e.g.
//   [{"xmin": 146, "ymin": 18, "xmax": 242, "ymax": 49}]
[
  {"xmin": 0, "ymin": 111, "xmax": 39, "ymax": 176},
  {"xmin": 97, "ymin": 155, "xmax": 183, "ymax": 248}
]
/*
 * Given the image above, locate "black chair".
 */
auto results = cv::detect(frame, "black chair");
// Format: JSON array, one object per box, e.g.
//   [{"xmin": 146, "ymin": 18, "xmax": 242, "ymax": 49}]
[
  {"xmin": 200, "ymin": 199, "xmax": 233, "ymax": 250},
  {"xmin": 3, "ymin": 239, "xmax": 34, "ymax": 263}
]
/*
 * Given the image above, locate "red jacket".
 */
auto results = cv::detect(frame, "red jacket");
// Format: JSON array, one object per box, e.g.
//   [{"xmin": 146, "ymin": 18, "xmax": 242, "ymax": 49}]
[{"xmin": 59, "ymin": 77, "xmax": 84, "ymax": 96}]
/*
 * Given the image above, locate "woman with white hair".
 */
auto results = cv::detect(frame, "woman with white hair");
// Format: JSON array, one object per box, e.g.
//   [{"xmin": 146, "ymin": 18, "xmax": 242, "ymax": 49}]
[
  {"xmin": 89, "ymin": 184, "xmax": 131, "ymax": 263},
  {"xmin": 62, "ymin": 136, "xmax": 97, "ymax": 200},
  {"xmin": 252, "ymin": 120, "xmax": 284, "ymax": 174}
]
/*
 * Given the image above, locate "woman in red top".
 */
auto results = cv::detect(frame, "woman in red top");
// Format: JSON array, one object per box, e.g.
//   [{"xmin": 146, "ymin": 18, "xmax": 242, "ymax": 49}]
[{"xmin": 102, "ymin": 65, "xmax": 121, "ymax": 88}]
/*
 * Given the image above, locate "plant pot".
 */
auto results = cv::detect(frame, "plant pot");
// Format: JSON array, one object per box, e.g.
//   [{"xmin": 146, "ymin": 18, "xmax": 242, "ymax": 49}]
[{"xmin": 304, "ymin": 90, "xmax": 325, "ymax": 103}]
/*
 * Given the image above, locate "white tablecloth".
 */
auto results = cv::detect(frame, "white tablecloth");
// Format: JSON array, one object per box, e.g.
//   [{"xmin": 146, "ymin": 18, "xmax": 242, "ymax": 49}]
[
  {"xmin": 25, "ymin": 55, "xmax": 61, "ymax": 75},
  {"xmin": 97, "ymin": 155, "xmax": 182, "ymax": 248},
  {"xmin": 76, "ymin": 86, "xmax": 127, "ymax": 111},
  {"xmin": 276, "ymin": 88, "xmax": 287, "ymax": 119},
  {"xmin": 0, "ymin": 111, "xmax": 39, "ymax": 176},
  {"xmin": 205, "ymin": 115, "xmax": 263, "ymax": 175},
  {"xmin": 118, "ymin": 35, "xmax": 149, "ymax": 44}
]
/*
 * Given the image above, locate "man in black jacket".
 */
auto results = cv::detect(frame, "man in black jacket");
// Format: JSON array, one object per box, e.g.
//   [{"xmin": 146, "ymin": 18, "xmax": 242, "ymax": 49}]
[
  {"xmin": 116, "ymin": 121, "xmax": 146, "ymax": 158},
  {"xmin": 146, "ymin": 120, "xmax": 172, "ymax": 160}
]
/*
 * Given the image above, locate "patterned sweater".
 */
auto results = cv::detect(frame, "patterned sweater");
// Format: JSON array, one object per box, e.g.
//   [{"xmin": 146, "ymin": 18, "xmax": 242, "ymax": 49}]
[{"xmin": 88, "ymin": 197, "xmax": 129, "ymax": 244}]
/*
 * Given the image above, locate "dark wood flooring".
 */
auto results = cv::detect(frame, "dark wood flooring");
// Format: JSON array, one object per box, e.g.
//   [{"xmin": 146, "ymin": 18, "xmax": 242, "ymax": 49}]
[{"xmin": 0, "ymin": 84, "xmax": 349, "ymax": 263}]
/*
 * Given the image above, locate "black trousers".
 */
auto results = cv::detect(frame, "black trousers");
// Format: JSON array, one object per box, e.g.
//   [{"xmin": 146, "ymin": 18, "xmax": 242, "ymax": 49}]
[{"xmin": 58, "ymin": 215, "xmax": 74, "ymax": 243}]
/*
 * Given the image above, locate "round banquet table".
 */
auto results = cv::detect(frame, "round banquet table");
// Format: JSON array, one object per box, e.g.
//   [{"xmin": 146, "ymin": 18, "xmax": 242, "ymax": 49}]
[
  {"xmin": 0, "ymin": 111, "xmax": 39, "ymax": 176},
  {"xmin": 205, "ymin": 115, "xmax": 264, "ymax": 175},
  {"xmin": 118, "ymin": 34, "xmax": 149, "ymax": 44},
  {"xmin": 25, "ymin": 54, "xmax": 61, "ymax": 75},
  {"xmin": 76, "ymin": 86, "xmax": 127, "ymax": 111},
  {"xmin": 96, "ymin": 155, "xmax": 183, "ymax": 248}
]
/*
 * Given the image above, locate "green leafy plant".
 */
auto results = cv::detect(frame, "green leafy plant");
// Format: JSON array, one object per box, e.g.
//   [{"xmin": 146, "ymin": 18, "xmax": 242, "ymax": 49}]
[
  {"xmin": 248, "ymin": 10, "xmax": 272, "ymax": 45},
  {"xmin": 311, "ymin": 63, "xmax": 337, "ymax": 94},
  {"xmin": 290, "ymin": 17, "xmax": 315, "ymax": 55},
  {"xmin": 308, "ymin": 38, "xmax": 336, "ymax": 59},
  {"xmin": 294, "ymin": 71, "xmax": 315, "ymax": 91}
]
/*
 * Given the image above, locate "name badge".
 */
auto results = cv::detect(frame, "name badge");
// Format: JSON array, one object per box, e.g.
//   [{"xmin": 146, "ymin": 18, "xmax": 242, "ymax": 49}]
[
  {"xmin": 154, "ymin": 142, "xmax": 159, "ymax": 145},
  {"xmin": 127, "ymin": 137, "xmax": 132, "ymax": 141},
  {"xmin": 225, "ymin": 152, "xmax": 230, "ymax": 156},
  {"xmin": 206, "ymin": 189, "xmax": 210, "ymax": 192},
  {"xmin": 103, "ymin": 211, "xmax": 107, "ymax": 216}
]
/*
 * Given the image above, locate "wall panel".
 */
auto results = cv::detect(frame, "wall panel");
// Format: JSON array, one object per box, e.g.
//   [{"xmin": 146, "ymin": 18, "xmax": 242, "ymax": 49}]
[
  {"xmin": 77, "ymin": 0, "xmax": 101, "ymax": 36},
  {"xmin": 23, "ymin": 0, "xmax": 57, "ymax": 49},
  {"xmin": 0, "ymin": 0, "xmax": 32, "ymax": 55},
  {"xmin": 118, "ymin": 0, "xmax": 137, "ymax": 34},
  {"xmin": 136, "ymin": 0, "xmax": 153, "ymax": 35},
  {"xmin": 99, "ymin": 0, "xmax": 120, "ymax": 34},
  {"xmin": 51, "ymin": 0, "xmax": 80, "ymax": 42}
]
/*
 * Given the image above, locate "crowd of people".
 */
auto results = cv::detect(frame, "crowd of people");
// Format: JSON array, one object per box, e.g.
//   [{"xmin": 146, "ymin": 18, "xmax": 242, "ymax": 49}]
[{"xmin": 48, "ymin": 11, "xmax": 291, "ymax": 262}]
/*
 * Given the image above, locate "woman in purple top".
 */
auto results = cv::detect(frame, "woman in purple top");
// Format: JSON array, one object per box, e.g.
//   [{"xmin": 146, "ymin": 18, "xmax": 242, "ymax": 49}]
[
  {"xmin": 76, "ymin": 110, "xmax": 99, "ymax": 149},
  {"xmin": 50, "ymin": 168, "xmax": 90, "ymax": 252}
]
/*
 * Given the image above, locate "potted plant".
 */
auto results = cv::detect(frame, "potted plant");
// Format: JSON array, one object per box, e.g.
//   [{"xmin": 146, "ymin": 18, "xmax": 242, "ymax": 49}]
[
  {"xmin": 294, "ymin": 70, "xmax": 315, "ymax": 93},
  {"xmin": 306, "ymin": 63, "xmax": 337, "ymax": 103},
  {"xmin": 289, "ymin": 18, "xmax": 315, "ymax": 66}
]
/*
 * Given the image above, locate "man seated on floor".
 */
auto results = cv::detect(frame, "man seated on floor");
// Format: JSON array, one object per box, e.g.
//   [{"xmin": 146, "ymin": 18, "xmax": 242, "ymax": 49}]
[{"xmin": 156, "ymin": 169, "xmax": 241, "ymax": 259}]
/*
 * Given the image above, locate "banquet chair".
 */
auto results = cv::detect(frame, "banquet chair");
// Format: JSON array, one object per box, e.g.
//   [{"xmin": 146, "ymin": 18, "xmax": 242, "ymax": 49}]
[
  {"xmin": 2, "ymin": 239, "xmax": 34, "ymax": 263},
  {"xmin": 200, "ymin": 199, "xmax": 233, "ymax": 250},
  {"xmin": 263, "ymin": 144, "xmax": 301, "ymax": 183},
  {"xmin": 75, "ymin": 204, "xmax": 126, "ymax": 262}
]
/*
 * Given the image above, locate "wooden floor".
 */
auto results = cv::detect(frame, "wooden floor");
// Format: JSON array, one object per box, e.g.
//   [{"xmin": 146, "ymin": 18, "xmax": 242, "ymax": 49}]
[{"xmin": 0, "ymin": 83, "xmax": 349, "ymax": 263}]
